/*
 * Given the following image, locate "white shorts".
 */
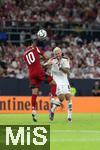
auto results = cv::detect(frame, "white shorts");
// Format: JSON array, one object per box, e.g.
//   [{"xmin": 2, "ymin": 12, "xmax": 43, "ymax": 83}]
[{"xmin": 56, "ymin": 84, "xmax": 70, "ymax": 96}]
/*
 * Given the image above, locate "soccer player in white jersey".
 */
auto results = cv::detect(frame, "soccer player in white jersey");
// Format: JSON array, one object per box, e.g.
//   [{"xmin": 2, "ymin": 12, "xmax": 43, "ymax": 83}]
[{"xmin": 48, "ymin": 47, "xmax": 72, "ymax": 122}]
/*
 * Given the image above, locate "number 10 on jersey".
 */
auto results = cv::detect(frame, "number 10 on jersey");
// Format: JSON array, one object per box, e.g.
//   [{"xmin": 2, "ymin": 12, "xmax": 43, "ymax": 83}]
[{"xmin": 26, "ymin": 52, "xmax": 35, "ymax": 65}]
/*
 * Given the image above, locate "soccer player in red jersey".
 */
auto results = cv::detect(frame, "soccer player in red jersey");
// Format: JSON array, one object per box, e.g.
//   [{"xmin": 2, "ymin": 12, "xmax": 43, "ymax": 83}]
[{"xmin": 23, "ymin": 43, "xmax": 57, "ymax": 122}]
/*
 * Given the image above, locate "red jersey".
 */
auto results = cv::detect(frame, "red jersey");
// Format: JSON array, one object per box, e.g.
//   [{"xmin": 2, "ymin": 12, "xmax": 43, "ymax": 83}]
[{"xmin": 23, "ymin": 45, "xmax": 45, "ymax": 79}]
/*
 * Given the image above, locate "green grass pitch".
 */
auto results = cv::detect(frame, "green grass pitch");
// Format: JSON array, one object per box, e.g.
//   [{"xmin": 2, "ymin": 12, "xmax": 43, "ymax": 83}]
[{"xmin": 0, "ymin": 113, "xmax": 100, "ymax": 150}]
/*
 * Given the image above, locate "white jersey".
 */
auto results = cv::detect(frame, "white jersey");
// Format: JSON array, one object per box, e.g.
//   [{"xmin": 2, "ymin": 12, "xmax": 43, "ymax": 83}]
[
  {"xmin": 51, "ymin": 57, "xmax": 70, "ymax": 84},
  {"xmin": 51, "ymin": 57, "xmax": 70, "ymax": 95}
]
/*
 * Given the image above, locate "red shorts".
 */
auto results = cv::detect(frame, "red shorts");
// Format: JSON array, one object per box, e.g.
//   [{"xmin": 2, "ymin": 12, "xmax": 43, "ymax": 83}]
[
  {"xmin": 29, "ymin": 69, "xmax": 53, "ymax": 89},
  {"xmin": 29, "ymin": 70, "xmax": 45, "ymax": 88}
]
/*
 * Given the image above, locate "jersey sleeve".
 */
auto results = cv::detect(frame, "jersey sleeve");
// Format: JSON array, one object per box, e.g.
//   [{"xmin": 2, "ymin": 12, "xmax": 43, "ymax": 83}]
[
  {"xmin": 36, "ymin": 47, "xmax": 44, "ymax": 55},
  {"xmin": 62, "ymin": 58, "xmax": 70, "ymax": 69},
  {"xmin": 36, "ymin": 46, "xmax": 49, "ymax": 60}
]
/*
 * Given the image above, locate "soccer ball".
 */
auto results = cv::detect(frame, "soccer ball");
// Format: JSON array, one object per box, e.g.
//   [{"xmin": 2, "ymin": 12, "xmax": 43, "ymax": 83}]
[{"xmin": 37, "ymin": 29, "xmax": 47, "ymax": 38}]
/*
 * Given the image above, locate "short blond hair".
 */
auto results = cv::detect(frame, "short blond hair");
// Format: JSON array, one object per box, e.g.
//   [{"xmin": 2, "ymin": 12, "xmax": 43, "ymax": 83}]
[{"xmin": 53, "ymin": 47, "xmax": 61, "ymax": 54}]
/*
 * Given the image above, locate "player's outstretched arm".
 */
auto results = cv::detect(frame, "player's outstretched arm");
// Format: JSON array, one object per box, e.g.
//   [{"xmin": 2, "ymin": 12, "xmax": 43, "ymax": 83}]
[
  {"xmin": 59, "ymin": 66, "xmax": 70, "ymax": 74},
  {"xmin": 43, "ymin": 58, "xmax": 53, "ymax": 67}
]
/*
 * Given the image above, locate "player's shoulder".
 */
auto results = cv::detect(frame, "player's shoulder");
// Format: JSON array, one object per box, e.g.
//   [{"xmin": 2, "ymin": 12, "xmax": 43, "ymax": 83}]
[
  {"xmin": 62, "ymin": 56, "xmax": 69, "ymax": 60},
  {"xmin": 24, "ymin": 45, "xmax": 34, "ymax": 55}
]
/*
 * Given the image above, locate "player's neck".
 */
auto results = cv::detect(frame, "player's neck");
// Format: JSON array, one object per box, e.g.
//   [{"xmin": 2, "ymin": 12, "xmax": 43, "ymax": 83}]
[{"xmin": 57, "ymin": 57, "xmax": 61, "ymax": 61}]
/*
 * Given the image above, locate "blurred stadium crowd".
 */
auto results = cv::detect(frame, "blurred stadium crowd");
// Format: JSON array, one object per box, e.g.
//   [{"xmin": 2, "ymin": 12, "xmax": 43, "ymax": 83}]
[
  {"xmin": 0, "ymin": 34, "xmax": 100, "ymax": 79},
  {"xmin": 0, "ymin": 0, "xmax": 100, "ymax": 79},
  {"xmin": 0, "ymin": 0, "xmax": 100, "ymax": 27}
]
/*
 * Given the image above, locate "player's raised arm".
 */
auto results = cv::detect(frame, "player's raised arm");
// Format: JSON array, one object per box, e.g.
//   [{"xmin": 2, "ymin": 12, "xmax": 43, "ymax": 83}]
[
  {"xmin": 59, "ymin": 58, "xmax": 70, "ymax": 74},
  {"xmin": 36, "ymin": 46, "xmax": 49, "ymax": 60}
]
